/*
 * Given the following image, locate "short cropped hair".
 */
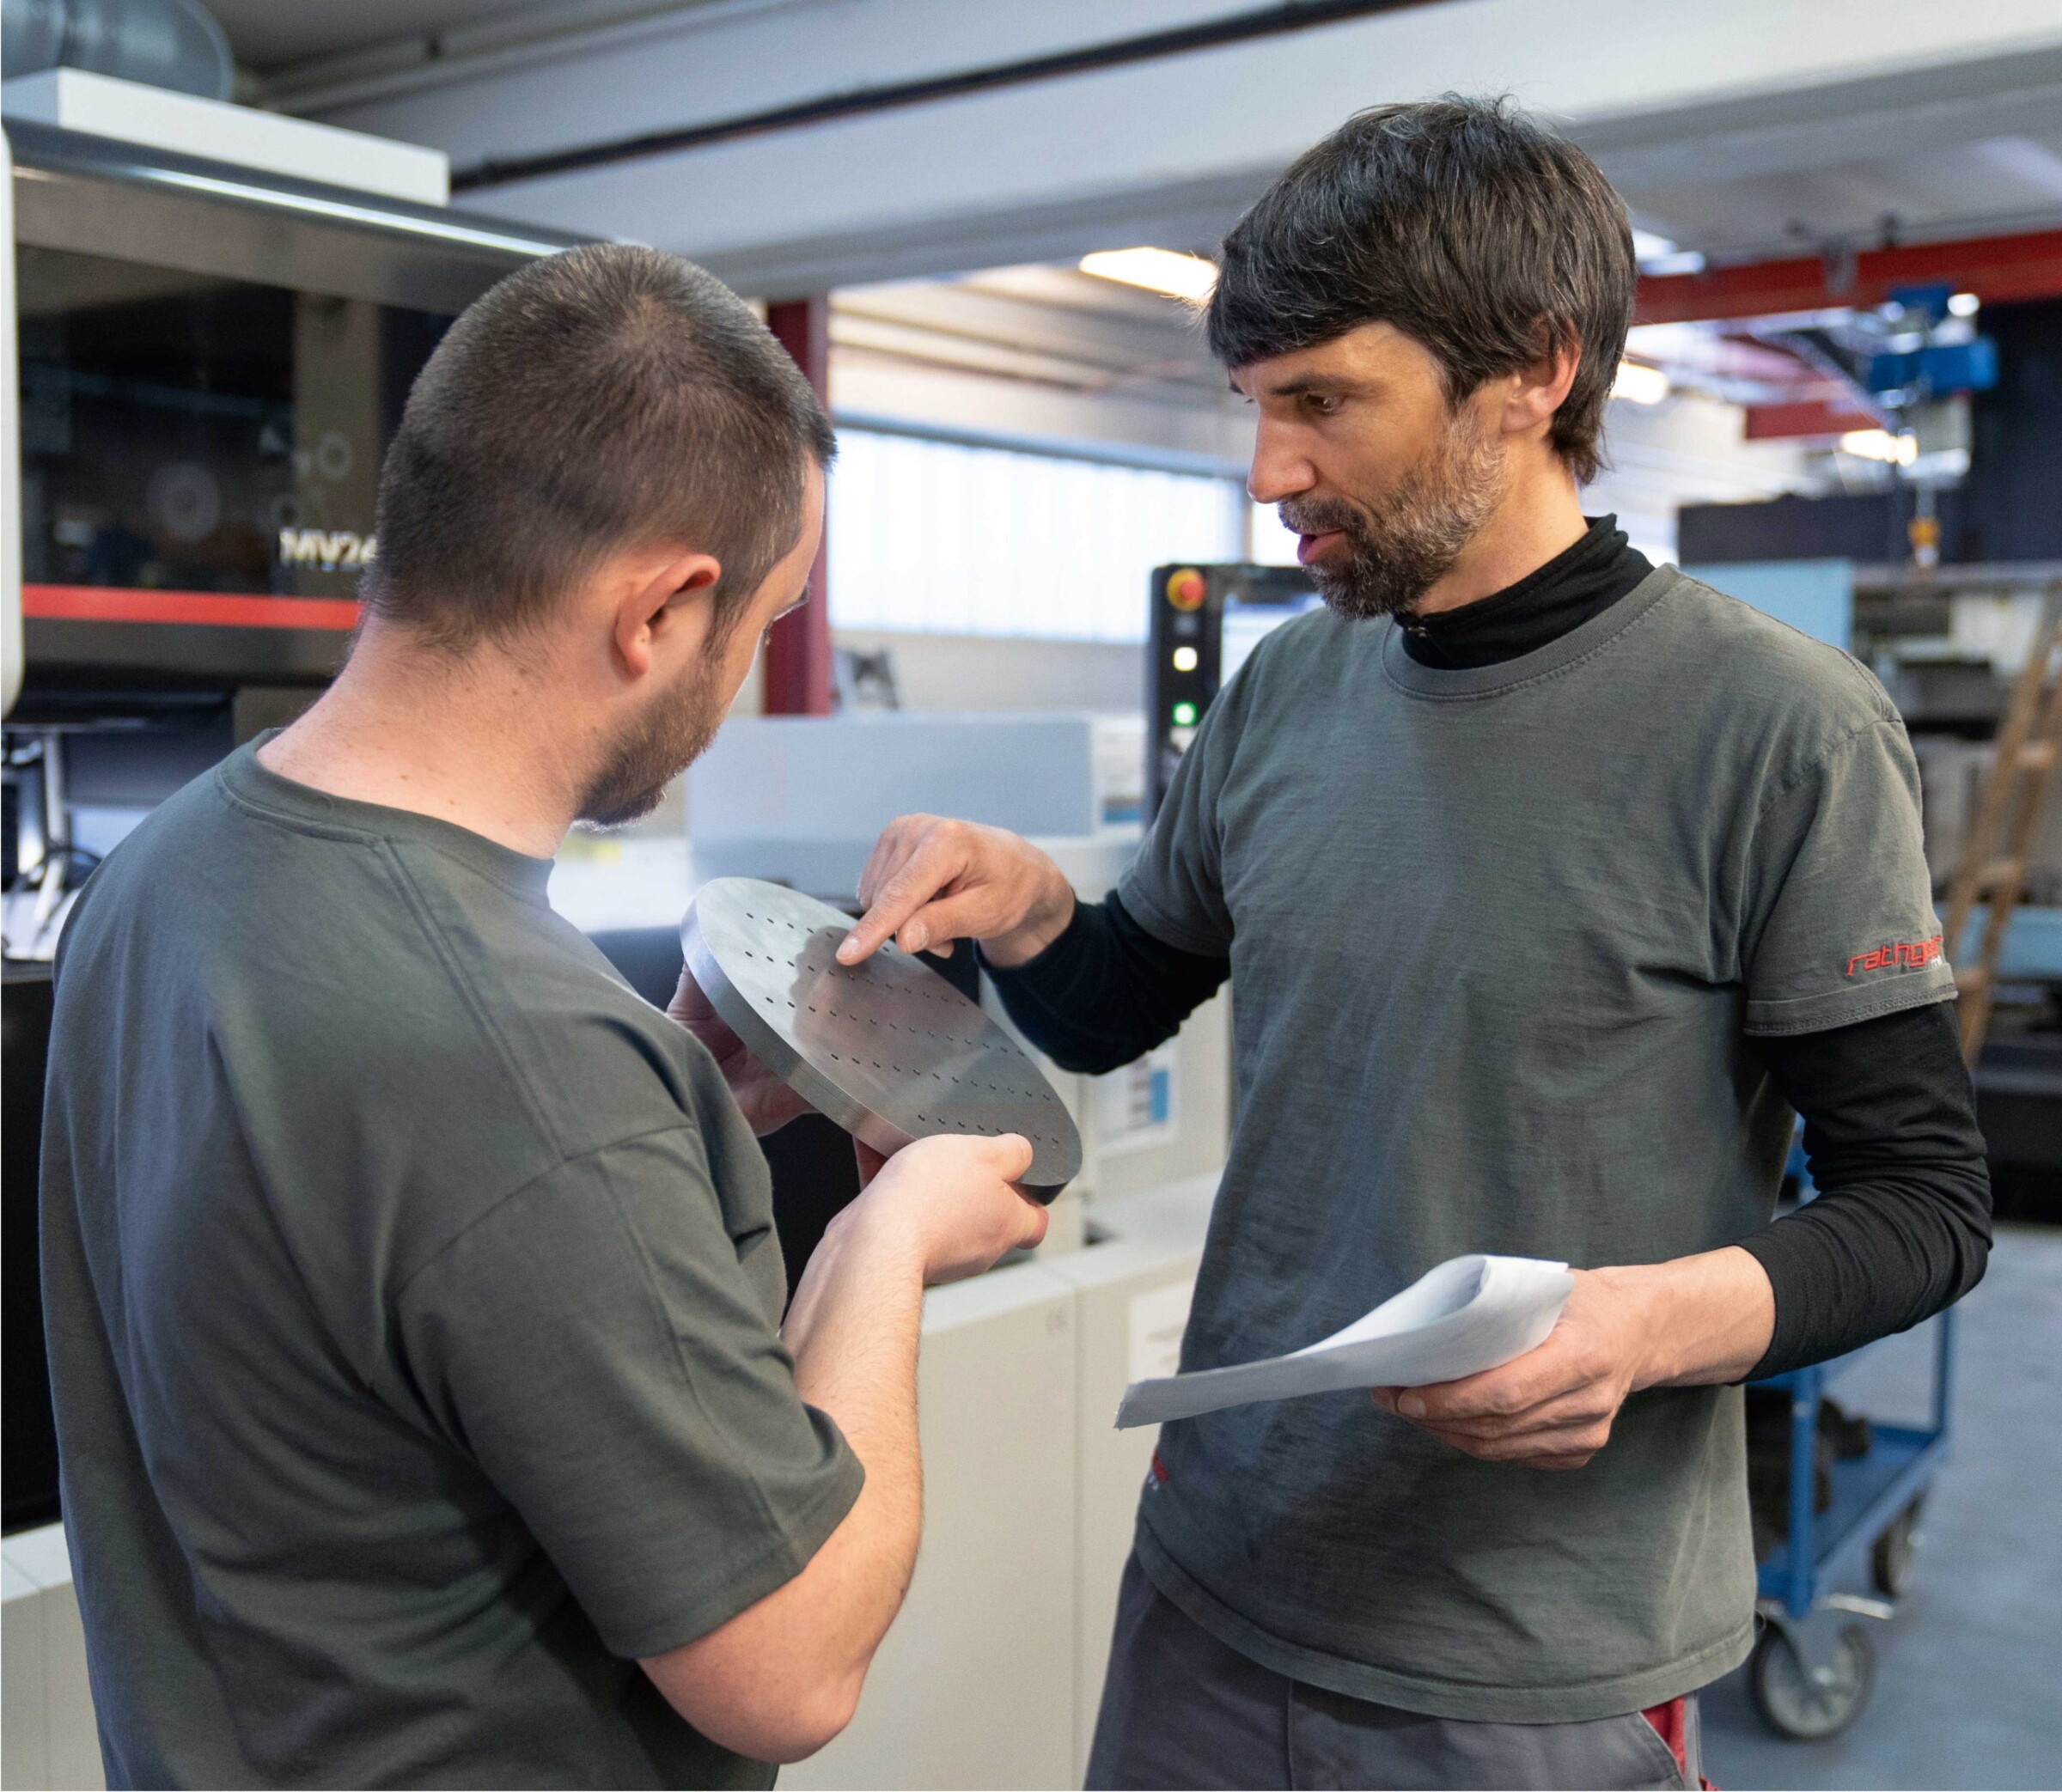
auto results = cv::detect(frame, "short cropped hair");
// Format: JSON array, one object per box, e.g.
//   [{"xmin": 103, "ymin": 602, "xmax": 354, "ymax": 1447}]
[
  {"xmin": 363, "ymin": 244, "xmax": 834, "ymax": 648},
  {"xmin": 1206, "ymin": 96, "xmax": 1636, "ymax": 483}
]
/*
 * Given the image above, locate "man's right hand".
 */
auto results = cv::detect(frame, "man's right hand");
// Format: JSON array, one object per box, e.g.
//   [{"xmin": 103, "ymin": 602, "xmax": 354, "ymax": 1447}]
[
  {"xmin": 835, "ymin": 814, "xmax": 1075, "ymax": 971},
  {"xmin": 650, "ymin": 1127, "xmax": 1045, "ymax": 1763},
  {"xmin": 843, "ymin": 1131, "xmax": 1047, "ymax": 1284}
]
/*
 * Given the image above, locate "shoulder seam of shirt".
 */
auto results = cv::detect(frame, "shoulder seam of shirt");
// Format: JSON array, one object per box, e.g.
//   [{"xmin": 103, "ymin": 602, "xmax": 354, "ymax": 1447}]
[
  {"xmin": 1753, "ymin": 713, "xmax": 1906, "ymax": 818},
  {"xmin": 589, "ymin": 1133, "xmax": 802, "ymax": 1554},
  {"xmin": 391, "ymin": 1122, "xmax": 707, "ymax": 1303},
  {"xmin": 376, "ymin": 841, "xmax": 570, "ymax": 1155},
  {"xmin": 214, "ymin": 766, "xmax": 565, "ymax": 1155},
  {"xmin": 393, "ymin": 1120, "xmax": 818, "ymax": 1569},
  {"xmin": 1674, "ymin": 577, "xmax": 1899, "ymax": 715},
  {"xmin": 213, "ymin": 765, "xmax": 547, "ymax": 904}
]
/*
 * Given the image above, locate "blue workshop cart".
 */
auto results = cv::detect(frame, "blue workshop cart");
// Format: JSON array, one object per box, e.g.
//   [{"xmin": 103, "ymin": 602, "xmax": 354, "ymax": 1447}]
[{"xmin": 1742, "ymin": 1141, "xmax": 1955, "ymax": 1740}]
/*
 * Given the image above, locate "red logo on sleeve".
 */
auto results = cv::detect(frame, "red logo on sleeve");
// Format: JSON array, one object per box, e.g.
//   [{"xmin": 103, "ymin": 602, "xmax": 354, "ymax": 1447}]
[{"xmin": 1845, "ymin": 933, "xmax": 1943, "ymax": 978}]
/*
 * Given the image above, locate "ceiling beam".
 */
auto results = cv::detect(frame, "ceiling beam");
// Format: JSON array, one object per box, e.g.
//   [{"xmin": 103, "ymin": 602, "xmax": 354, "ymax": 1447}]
[
  {"xmin": 306, "ymin": 0, "xmax": 2062, "ymax": 297},
  {"xmin": 1742, "ymin": 399, "xmax": 1886, "ymax": 442},
  {"xmin": 1636, "ymin": 228, "xmax": 2062, "ymax": 326},
  {"xmin": 448, "ymin": 0, "xmax": 1431, "ymax": 192}
]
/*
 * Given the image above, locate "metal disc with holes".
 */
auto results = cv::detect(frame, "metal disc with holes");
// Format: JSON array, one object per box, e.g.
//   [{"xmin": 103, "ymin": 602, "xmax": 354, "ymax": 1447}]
[{"xmin": 682, "ymin": 877, "xmax": 1081, "ymax": 1200}]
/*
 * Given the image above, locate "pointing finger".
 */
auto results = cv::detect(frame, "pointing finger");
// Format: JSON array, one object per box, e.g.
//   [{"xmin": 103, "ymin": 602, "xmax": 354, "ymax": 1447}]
[{"xmin": 840, "ymin": 838, "xmax": 961, "ymax": 963}]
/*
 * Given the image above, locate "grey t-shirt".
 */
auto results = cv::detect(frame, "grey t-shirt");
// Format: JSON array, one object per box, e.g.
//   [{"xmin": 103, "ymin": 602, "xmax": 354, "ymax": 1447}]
[
  {"xmin": 40, "ymin": 741, "xmax": 863, "ymax": 1789},
  {"xmin": 1119, "ymin": 567, "xmax": 1950, "ymax": 1723}
]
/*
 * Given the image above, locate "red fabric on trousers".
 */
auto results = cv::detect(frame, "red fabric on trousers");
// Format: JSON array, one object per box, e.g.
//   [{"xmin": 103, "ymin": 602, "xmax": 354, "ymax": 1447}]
[{"xmin": 1642, "ymin": 1698, "xmax": 1717, "ymax": 1789}]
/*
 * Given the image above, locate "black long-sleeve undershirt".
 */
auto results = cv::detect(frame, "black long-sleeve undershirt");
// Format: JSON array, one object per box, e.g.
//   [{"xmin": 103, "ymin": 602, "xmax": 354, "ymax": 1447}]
[
  {"xmin": 986, "ymin": 519, "xmax": 1990, "ymax": 1378},
  {"xmin": 1743, "ymin": 1010, "xmax": 1989, "ymax": 1374}
]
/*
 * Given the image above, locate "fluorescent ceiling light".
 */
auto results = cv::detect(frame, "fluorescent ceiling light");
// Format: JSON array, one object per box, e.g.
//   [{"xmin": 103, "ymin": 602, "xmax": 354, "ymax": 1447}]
[
  {"xmin": 1630, "ymin": 228, "xmax": 1705, "ymax": 275},
  {"xmin": 1839, "ymin": 429, "xmax": 1917, "ymax": 465},
  {"xmin": 1612, "ymin": 360, "xmax": 1670, "ymax": 405},
  {"xmin": 1079, "ymin": 247, "xmax": 1217, "ymax": 300},
  {"xmin": 1948, "ymin": 291, "xmax": 1980, "ymax": 317}
]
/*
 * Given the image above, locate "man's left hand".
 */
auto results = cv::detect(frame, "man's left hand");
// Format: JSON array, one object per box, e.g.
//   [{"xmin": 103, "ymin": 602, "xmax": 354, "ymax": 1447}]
[
  {"xmin": 1373, "ymin": 1247, "xmax": 1773, "ymax": 1471},
  {"xmin": 668, "ymin": 967, "xmax": 814, "ymax": 1137}
]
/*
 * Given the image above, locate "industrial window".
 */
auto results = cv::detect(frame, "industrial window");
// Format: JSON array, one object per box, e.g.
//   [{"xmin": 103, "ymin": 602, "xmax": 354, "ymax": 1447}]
[
  {"xmin": 828, "ymin": 428, "xmax": 1243, "ymax": 642},
  {"xmin": 1248, "ymin": 498, "xmax": 1302, "ymax": 567}
]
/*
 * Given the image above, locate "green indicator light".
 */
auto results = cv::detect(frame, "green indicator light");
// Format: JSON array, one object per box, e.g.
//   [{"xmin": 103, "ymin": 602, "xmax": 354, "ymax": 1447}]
[{"xmin": 1172, "ymin": 701, "xmax": 1199, "ymax": 726}]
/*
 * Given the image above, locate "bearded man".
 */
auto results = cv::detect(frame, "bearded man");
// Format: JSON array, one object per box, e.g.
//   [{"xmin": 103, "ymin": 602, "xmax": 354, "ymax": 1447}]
[
  {"xmin": 40, "ymin": 246, "xmax": 1051, "ymax": 1789},
  {"xmin": 830, "ymin": 99, "xmax": 1991, "ymax": 1789}
]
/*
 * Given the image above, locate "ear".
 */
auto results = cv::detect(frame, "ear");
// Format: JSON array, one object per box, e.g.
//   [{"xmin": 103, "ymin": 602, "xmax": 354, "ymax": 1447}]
[
  {"xmin": 613, "ymin": 551, "xmax": 722, "ymax": 680},
  {"xmin": 1499, "ymin": 326, "xmax": 1581, "ymax": 441}
]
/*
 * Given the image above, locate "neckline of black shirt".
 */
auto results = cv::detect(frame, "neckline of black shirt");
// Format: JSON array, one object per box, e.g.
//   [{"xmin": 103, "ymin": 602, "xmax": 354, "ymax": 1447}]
[{"xmin": 1395, "ymin": 515, "xmax": 1653, "ymax": 670}]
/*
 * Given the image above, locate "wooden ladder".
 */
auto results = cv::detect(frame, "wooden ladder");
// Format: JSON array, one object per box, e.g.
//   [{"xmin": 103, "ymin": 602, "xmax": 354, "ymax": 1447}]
[{"xmin": 1939, "ymin": 582, "xmax": 2062, "ymax": 1064}]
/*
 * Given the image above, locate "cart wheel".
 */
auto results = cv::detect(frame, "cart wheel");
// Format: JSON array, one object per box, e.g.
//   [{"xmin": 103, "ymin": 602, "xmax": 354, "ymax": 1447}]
[
  {"xmin": 1748, "ymin": 1622, "xmax": 1876, "ymax": 1740},
  {"xmin": 1871, "ymin": 1496, "xmax": 1925, "ymax": 1598}
]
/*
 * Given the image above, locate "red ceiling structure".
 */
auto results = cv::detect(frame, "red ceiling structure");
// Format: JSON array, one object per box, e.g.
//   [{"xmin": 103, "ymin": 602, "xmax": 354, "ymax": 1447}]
[
  {"xmin": 1631, "ymin": 228, "xmax": 2062, "ymax": 441},
  {"xmin": 1635, "ymin": 228, "xmax": 2062, "ymax": 327},
  {"xmin": 1740, "ymin": 397, "xmax": 1885, "ymax": 442}
]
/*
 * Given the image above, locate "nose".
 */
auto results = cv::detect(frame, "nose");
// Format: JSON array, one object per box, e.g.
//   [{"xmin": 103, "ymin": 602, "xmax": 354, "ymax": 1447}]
[{"xmin": 1247, "ymin": 418, "xmax": 1315, "ymax": 508}]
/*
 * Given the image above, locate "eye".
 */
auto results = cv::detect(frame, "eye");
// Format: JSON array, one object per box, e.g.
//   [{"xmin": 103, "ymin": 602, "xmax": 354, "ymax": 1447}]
[{"xmin": 1304, "ymin": 393, "xmax": 1343, "ymax": 418}]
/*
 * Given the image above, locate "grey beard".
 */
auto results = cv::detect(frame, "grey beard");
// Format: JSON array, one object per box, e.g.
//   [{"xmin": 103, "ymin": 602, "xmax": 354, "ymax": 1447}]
[{"xmin": 1281, "ymin": 409, "xmax": 1507, "ymax": 621}]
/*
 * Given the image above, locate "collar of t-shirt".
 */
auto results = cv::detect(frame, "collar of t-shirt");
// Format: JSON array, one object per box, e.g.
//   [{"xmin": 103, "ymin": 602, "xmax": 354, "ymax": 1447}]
[{"xmin": 1395, "ymin": 515, "xmax": 1654, "ymax": 670}]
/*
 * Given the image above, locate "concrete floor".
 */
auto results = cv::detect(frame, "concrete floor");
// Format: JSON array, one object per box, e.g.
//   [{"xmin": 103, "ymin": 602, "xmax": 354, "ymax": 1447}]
[{"xmin": 1700, "ymin": 1223, "xmax": 2062, "ymax": 1791}]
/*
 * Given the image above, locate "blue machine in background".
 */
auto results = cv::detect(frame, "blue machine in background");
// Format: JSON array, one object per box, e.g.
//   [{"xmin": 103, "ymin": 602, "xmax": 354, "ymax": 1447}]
[{"xmin": 1864, "ymin": 283, "xmax": 2001, "ymax": 403}]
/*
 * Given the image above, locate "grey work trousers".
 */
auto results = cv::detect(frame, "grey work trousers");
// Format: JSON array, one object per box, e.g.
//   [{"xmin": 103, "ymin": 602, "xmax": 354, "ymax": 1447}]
[{"xmin": 1086, "ymin": 1554, "xmax": 1703, "ymax": 1791}]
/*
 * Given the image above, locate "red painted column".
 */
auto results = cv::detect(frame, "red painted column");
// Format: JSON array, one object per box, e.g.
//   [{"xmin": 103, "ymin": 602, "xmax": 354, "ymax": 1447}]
[{"xmin": 763, "ymin": 296, "xmax": 834, "ymax": 715}]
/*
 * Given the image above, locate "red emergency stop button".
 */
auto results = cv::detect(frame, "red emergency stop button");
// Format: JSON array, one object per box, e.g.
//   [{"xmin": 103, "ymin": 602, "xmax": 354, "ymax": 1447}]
[{"xmin": 1166, "ymin": 568, "xmax": 1206, "ymax": 611}]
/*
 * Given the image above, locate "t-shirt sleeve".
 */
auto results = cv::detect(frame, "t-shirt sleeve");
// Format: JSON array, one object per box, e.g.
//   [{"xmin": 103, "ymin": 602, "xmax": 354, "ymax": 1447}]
[
  {"xmin": 1117, "ymin": 670, "xmax": 1243, "ymax": 957},
  {"xmin": 393, "ymin": 1128, "xmax": 863, "ymax": 1661},
  {"xmin": 1741, "ymin": 714, "xmax": 1955, "ymax": 1036}
]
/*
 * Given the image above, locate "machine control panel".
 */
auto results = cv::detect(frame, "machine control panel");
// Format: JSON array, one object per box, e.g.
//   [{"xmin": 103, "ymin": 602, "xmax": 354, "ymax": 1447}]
[{"xmin": 1145, "ymin": 561, "xmax": 1320, "ymax": 819}]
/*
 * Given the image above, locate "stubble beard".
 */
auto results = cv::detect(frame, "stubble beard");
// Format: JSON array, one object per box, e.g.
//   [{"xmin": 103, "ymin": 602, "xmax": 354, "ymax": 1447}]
[
  {"xmin": 576, "ymin": 645, "xmax": 731, "ymax": 829},
  {"xmin": 1278, "ymin": 403, "xmax": 1509, "ymax": 621}
]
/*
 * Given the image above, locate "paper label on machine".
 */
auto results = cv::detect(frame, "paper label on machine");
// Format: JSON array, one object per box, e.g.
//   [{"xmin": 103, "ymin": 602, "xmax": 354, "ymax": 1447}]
[
  {"xmin": 1129, "ymin": 1279, "xmax": 1194, "ymax": 1384},
  {"xmin": 1097, "ymin": 1043, "xmax": 1177, "ymax": 1153}
]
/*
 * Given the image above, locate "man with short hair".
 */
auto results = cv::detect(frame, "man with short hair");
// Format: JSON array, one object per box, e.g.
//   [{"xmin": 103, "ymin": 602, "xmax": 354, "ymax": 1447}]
[
  {"xmin": 833, "ymin": 99, "xmax": 1991, "ymax": 1788},
  {"xmin": 41, "ymin": 244, "xmax": 1048, "ymax": 1789}
]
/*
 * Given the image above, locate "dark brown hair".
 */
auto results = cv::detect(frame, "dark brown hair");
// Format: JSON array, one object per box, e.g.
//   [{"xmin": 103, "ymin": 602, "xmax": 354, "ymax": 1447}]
[
  {"xmin": 1206, "ymin": 96, "xmax": 1635, "ymax": 483},
  {"xmin": 363, "ymin": 244, "xmax": 834, "ymax": 649}
]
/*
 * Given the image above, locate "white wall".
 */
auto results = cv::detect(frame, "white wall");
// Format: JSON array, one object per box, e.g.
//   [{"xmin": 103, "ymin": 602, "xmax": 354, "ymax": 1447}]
[
  {"xmin": 1584, "ymin": 393, "xmax": 1821, "ymax": 564},
  {"xmin": 835, "ymin": 628, "xmax": 1142, "ymax": 714},
  {"xmin": 833, "ymin": 354, "xmax": 1253, "ymax": 473}
]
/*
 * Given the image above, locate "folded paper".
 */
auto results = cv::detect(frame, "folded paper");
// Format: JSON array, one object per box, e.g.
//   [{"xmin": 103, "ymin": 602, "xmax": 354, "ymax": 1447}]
[{"xmin": 1113, "ymin": 1253, "xmax": 1576, "ymax": 1429}]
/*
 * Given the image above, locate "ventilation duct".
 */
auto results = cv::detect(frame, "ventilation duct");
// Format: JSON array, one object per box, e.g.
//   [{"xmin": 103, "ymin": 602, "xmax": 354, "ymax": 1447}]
[{"xmin": 2, "ymin": 0, "xmax": 232, "ymax": 102}]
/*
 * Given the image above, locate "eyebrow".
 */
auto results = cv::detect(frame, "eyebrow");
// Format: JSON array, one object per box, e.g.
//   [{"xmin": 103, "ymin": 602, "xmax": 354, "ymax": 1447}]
[{"xmin": 1261, "ymin": 372, "xmax": 1372, "ymax": 399}]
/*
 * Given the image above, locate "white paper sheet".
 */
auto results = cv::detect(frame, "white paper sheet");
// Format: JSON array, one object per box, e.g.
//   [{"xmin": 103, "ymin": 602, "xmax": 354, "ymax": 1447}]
[{"xmin": 1113, "ymin": 1254, "xmax": 1575, "ymax": 1429}]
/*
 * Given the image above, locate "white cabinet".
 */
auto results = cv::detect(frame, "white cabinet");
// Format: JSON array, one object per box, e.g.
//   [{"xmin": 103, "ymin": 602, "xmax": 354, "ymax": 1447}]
[
  {"xmin": 2, "ymin": 1524, "xmax": 104, "ymax": 1792},
  {"xmin": 1042, "ymin": 1182, "xmax": 1210, "ymax": 1782},
  {"xmin": 784, "ymin": 1177, "xmax": 1213, "ymax": 1791},
  {"xmin": 783, "ymin": 1260, "xmax": 1081, "ymax": 1791}
]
